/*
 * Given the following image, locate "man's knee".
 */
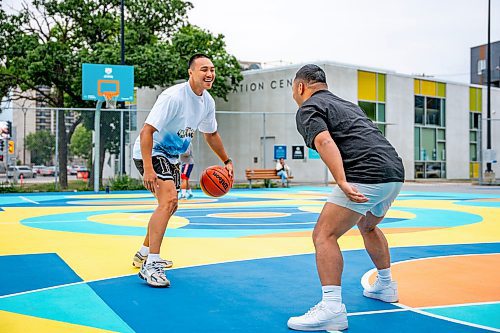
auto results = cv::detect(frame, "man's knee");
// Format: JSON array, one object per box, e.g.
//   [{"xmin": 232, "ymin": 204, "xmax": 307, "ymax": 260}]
[
  {"xmin": 312, "ymin": 229, "xmax": 337, "ymax": 248},
  {"xmin": 358, "ymin": 215, "xmax": 380, "ymax": 234},
  {"xmin": 158, "ymin": 196, "xmax": 178, "ymax": 214}
]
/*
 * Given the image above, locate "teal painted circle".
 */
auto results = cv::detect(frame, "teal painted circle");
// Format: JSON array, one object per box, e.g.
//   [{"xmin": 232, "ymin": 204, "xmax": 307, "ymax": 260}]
[{"xmin": 20, "ymin": 206, "xmax": 484, "ymax": 238}]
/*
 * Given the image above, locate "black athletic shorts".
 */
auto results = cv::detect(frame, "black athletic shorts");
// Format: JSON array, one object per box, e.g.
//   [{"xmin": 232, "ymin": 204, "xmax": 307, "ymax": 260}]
[{"xmin": 134, "ymin": 156, "xmax": 181, "ymax": 190}]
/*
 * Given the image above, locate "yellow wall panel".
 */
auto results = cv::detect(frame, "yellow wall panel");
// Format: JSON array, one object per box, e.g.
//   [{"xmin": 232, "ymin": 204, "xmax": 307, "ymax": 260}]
[
  {"xmin": 470, "ymin": 88, "xmax": 476, "ymax": 111},
  {"xmin": 414, "ymin": 79, "xmax": 421, "ymax": 94},
  {"xmin": 358, "ymin": 71, "xmax": 377, "ymax": 101},
  {"xmin": 377, "ymin": 73, "xmax": 386, "ymax": 102},
  {"xmin": 437, "ymin": 83, "xmax": 446, "ymax": 97},
  {"xmin": 476, "ymin": 88, "xmax": 483, "ymax": 112},
  {"xmin": 421, "ymin": 80, "xmax": 437, "ymax": 97}
]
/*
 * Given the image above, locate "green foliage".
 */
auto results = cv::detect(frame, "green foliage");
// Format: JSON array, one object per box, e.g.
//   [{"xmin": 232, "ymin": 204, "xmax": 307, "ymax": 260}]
[
  {"xmin": 107, "ymin": 174, "xmax": 144, "ymax": 190},
  {"xmin": 0, "ymin": 180, "xmax": 91, "ymax": 193},
  {"xmin": 171, "ymin": 25, "xmax": 243, "ymax": 100},
  {"xmin": 69, "ymin": 124, "xmax": 92, "ymax": 160},
  {"xmin": 24, "ymin": 130, "xmax": 56, "ymax": 165},
  {"xmin": 0, "ymin": 0, "xmax": 242, "ymax": 188}
]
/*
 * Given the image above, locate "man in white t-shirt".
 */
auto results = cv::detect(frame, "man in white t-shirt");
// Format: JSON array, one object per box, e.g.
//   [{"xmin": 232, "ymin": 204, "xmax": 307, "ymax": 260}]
[{"xmin": 131, "ymin": 54, "xmax": 234, "ymax": 287}]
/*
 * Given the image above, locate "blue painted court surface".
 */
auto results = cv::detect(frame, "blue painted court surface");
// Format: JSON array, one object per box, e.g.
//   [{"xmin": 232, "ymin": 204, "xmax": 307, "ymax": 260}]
[{"xmin": 0, "ymin": 186, "xmax": 499, "ymax": 332}]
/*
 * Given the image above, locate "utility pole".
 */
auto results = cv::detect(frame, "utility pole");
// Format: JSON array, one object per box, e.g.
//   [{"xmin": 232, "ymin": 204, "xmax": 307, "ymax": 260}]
[
  {"xmin": 120, "ymin": 0, "xmax": 126, "ymax": 176},
  {"xmin": 483, "ymin": 0, "xmax": 496, "ymax": 184}
]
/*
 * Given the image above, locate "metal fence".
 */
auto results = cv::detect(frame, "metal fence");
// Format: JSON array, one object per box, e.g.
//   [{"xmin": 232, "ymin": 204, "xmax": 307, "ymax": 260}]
[
  {"xmin": 1, "ymin": 107, "xmax": 316, "ymax": 191},
  {"xmin": 0, "ymin": 106, "xmax": 496, "ymax": 191}
]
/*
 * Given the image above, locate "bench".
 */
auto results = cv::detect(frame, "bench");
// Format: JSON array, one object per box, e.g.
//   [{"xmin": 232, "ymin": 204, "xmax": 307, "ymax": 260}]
[{"xmin": 245, "ymin": 169, "xmax": 294, "ymax": 188}]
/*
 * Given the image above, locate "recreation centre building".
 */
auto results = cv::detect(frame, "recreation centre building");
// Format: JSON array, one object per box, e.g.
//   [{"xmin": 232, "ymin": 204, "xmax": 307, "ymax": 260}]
[{"xmin": 132, "ymin": 60, "xmax": 500, "ymax": 184}]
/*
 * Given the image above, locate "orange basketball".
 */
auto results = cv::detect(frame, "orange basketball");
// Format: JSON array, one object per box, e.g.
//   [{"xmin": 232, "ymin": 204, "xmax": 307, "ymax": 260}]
[{"xmin": 200, "ymin": 165, "xmax": 232, "ymax": 197}]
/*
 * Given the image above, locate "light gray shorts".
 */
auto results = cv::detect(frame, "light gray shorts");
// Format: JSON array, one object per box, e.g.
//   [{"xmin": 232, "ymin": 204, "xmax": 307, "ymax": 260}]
[{"xmin": 326, "ymin": 182, "xmax": 403, "ymax": 217}]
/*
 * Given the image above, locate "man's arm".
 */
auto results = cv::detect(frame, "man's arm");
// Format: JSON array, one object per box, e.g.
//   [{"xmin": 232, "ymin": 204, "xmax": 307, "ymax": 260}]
[
  {"xmin": 203, "ymin": 131, "xmax": 233, "ymax": 177},
  {"xmin": 313, "ymin": 130, "xmax": 368, "ymax": 203},
  {"xmin": 140, "ymin": 124, "xmax": 159, "ymax": 193}
]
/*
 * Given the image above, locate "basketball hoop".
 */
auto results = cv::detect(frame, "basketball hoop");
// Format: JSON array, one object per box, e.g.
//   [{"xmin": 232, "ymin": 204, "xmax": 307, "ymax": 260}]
[{"xmin": 102, "ymin": 91, "xmax": 118, "ymax": 109}]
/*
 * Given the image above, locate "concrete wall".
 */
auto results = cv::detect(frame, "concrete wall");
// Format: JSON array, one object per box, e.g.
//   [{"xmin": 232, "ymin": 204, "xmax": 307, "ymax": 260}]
[
  {"xmin": 385, "ymin": 75, "xmax": 414, "ymax": 179},
  {"xmin": 446, "ymin": 84, "xmax": 470, "ymax": 179}
]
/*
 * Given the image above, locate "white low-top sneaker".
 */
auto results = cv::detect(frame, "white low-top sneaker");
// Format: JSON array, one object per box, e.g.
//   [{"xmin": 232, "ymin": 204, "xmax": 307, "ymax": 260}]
[
  {"xmin": 287, "ymin": 301, "xmax": 348, "ymax": 331},
  {"xmin": 132, "ymin": 251, "xmax": 173, "ymax": 269},
  {"xmin": 138, "ymin": 261, "xmax": 171, "ymax": 287},
  {"xmin": 363, "ymin": 279, "xmax": 399, "ymax": 303}
]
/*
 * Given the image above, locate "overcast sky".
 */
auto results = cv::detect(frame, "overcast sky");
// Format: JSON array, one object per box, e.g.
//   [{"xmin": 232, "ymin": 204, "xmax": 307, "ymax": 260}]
[
  {"xmin": 188, "ymin": 0, "xmax": 500, "ymax": 83},
  {"xmin": 2, "ymin": 0, "xmax": 499, "ymax": 84}
]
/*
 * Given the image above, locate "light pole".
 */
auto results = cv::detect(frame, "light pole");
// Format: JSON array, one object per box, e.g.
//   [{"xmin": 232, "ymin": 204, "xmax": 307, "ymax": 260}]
[
  {"xmin": 22, "ymin": 107, "xmax": 27, "ymax": 165},
  {"xmin": 483, "ymin": 0, "xmax": 495, "ymax": 183}
]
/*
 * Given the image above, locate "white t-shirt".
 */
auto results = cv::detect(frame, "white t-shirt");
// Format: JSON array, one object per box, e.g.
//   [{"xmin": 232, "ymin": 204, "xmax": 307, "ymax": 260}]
[{"xmin": 133, "ymin": 82, "xmax": 217, "ymax": 163}]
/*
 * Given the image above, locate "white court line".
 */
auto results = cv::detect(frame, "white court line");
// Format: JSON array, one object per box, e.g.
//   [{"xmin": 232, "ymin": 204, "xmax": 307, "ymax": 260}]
[
  {"xmin": 397, "ymin": 303, "xmax": 500, "ymax": 332},
  {"xmin": 0, "ymin": 249, "xmax": 499, "ymax": 332},
  {"xmin": 361, "ymin": 252, "xmax": 500, "ymax": 290},
  {"xmin": 19, "ymin": 196, "xmax": 39, "ymax": 204},
  {"xmin": 360, "ymin": 253, "xmax": 500, "ymax": 332}
]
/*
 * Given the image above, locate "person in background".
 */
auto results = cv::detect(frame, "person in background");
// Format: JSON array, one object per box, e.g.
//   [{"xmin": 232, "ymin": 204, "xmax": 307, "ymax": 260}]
[
  {"xmin": 275, "ymin": 157, "xmax": 291, "ymax": 187},
  {"xmin": 180, "ymin": 143, "xmax": 195, "ymax": 199}
]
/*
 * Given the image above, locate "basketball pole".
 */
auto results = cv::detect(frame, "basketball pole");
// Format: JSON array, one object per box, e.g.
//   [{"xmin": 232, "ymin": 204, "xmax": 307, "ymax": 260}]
[{"xmin": 94, "ymin": 100, "xmax": 103, "ymax": 193}]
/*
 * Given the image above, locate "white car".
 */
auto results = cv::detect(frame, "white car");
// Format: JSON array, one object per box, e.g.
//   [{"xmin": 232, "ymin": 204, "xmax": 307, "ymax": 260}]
[{"xmin": 7, "ymin": 165, "xmax": 36, "ymax": 179}]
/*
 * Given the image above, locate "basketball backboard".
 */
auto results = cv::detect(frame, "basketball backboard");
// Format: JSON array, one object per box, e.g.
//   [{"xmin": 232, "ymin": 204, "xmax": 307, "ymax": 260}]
[{"xmin": 82, "ymin": 63, "xmax": 134, "ymax": 103}]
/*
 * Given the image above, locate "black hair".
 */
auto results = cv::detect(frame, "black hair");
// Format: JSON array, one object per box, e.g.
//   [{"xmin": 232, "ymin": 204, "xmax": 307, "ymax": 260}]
[
  {"xmin": 188, "ymin": 54, "xmax": 211, "ymax": 69},
  {"xmin": 294, "ymin": 64, "xmax": 327, "ymax": 85}
]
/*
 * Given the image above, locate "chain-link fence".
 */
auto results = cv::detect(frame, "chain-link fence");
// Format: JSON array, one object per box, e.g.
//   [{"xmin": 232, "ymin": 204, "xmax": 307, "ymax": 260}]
[
  {"xmin": 1, "ymin": 106, "xmax": 496, "ymax": 190},
  {"xmin": 1, "ymin": 107, "xmax": 333, "ymax": 191}
]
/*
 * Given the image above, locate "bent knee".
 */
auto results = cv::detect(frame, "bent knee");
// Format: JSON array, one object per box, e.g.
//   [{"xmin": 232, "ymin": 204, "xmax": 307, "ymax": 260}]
[
  {"xmin": 312, "ymin": 231, "xmax": 337, "ymax": 247},
  {"xmin": 157, "ymin": 198, "xmax": 178, "ymax": 214}
]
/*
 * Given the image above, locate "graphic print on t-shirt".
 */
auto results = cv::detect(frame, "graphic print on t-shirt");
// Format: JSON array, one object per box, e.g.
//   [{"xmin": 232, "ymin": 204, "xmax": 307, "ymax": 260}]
[{"xmin": 132, "ymin": 82, "xmax": 217, "ymax": 163}]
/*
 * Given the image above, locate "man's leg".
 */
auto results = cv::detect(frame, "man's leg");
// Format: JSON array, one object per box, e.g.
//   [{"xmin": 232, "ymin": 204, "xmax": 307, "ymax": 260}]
[
  {"xmin": 137, "ymin": 180, "xmax": 177, "ymax": 287},
  {"xmin": 358, "ymin": 212, "xmax": 398, "ymax": 302},
  {"xmin": 313, "ymin": 203, "xmax": 363, "ymax": 285},
  {"xmin": 357, "ymin": 212, "xmax": 389, "ymax": 269},
  {"xmin": 148, "ymin": 180, "xmax": 178, "ymax": 255},
  {"xmin": 288, "ymin": 202, "xmax": 362, "ymax": 331}
]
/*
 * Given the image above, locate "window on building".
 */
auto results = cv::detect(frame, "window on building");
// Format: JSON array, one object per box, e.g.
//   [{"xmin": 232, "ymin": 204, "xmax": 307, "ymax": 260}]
[
  {"xmin": 414, "ymin": 79, "xmax": 446, "ymax": 179},
  {"xmin": 477, "ymin": 59, "xmax": 486, "ymax": 75},
  {"xmin": 358, "ymin": 70, "xmax": 386, "ymax": 136},
  {"xmin": 469, "ymin": 87, "xmax": 482, "ymax": 178}
]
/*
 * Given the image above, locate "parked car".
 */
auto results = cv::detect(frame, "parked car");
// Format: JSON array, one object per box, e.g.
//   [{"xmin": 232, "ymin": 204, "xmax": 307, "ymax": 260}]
[
  {"xmin": 7, "ymin": 165, "xmax": 36, "ymax": 179},
  {"xmin": 76, "ymin": 167, "xmax": 90, "ymax": 179},
  {"xmin": 32, "ymin": 165, "xmax": 46, "ymax": 174},
  {"xmin": 68, "ymin": 165, "xmax": 85, "ymax": 175},
  {"xmin": 39, "ymin": 166, "xmax": 57, "ymax": 176}
]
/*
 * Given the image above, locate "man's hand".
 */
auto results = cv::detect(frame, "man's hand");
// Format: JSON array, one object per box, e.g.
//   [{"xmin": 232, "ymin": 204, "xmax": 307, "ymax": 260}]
[
  {"xmin": 338, "ymin": 181, "xmax": 368, "ymax": 203},
  {"xmin": 143, "ymin": 168, "xmax": 159, "ymax": 194},
  {"xmin": 224, "ymin": 161, "xmax": 234, "ymax": 178}
]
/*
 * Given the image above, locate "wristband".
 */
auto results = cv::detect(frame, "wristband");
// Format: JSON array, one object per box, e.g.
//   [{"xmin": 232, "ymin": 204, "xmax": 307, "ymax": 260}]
[{"xmin": 224, "ymin": 158, "xmax": 232, "ymax": 165}]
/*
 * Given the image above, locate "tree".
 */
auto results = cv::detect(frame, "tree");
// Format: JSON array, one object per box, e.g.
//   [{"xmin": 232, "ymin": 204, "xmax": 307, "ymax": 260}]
[
  {"xmin": 0, "ymin": 0, "xmax": 242, "ymax": 188},
  {"xmin": 69, "ymin": 124, "xmax": 92, "ymax": 161},
  {"xmin": 25, "ymin": 130, "xmax": 55, "ymax": 165}
]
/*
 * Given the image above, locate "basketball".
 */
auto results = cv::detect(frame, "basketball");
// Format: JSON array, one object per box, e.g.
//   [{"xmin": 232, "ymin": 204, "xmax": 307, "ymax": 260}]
[{"xmin": 200, "ymin": 165, "xmax": 232, "ymax": 197}]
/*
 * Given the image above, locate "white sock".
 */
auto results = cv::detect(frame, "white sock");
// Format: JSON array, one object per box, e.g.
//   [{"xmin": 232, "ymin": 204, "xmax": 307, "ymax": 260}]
[
  {"xmin": 187, "ymin": 189, "xmax": 192, "ymax": 194},
  {"xmin": 322, "ymin": 285, "xmax": 342, "ymax": 312},
  {"xmin": 146, "ymin": 253, "xmax": 160, "ymax": 265},
  {"xmin": 377, "ymin": 268, "xmax": 392, "ymax": 285},
  {"xmin": 139, "ymin": 245, "xmax": 149, "ymax": 256},
  {"xmin": 181, "ymin": 189, "xmax": 186, "ymax": 196}
]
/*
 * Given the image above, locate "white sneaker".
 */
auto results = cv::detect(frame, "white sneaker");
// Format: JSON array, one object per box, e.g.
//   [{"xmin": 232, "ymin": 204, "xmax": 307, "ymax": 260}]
[
  {"xmin": 287, "ymin": 301, "xmax": 348, "ymax": 331},
  {"xmin": 138, "ymin": 261, "xmax": 171, "ymax": 287},
  {"xmin": 132, "ymin": 251, "xmax": 173, "ymax": 269},
  {"xmin": 363, "ymin": 279, "xmax": 398, "ymax": 302},
  {"xmin": 187, "ymin": 192, "xmax": 193, "ymax": 199}
]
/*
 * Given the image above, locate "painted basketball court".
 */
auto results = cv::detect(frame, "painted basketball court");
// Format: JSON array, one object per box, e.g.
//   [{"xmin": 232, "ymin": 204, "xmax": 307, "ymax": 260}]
[{"xmin": 0, "ymin": 184, "xmax": 499, "ymax": 332}]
